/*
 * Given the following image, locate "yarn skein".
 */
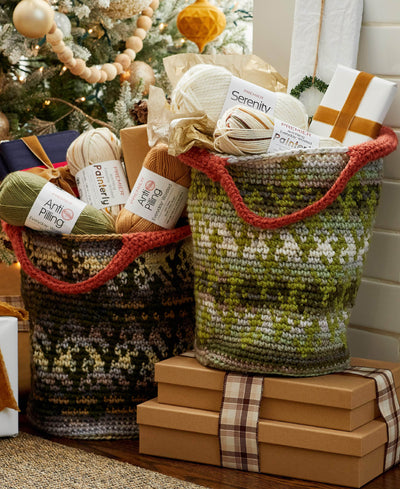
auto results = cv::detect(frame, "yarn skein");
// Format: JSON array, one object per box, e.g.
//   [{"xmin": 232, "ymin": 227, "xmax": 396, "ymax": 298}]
[
  {"xmin": 66, "ymin": 128, "xmax": 126, "ymax": 220},
  {"xmin": 0, "ymin": 171, "xmax": 115, "ymax": 235},
  {"xmin": 214, "ymin": 105, "xmax": 275, "ymax": 155},
  {"xmin": 115, "ymin": 143, "xmax": 191, "ymax": 233},
  {"xmin": 170, "ymin": 64, "xmax": 309, "ymax": 129}
]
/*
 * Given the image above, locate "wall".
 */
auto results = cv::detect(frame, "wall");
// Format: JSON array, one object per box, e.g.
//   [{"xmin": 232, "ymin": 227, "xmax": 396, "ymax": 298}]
[{"xmin": 253, "ymin": 0, "xmax": 400, "ymax": 361}]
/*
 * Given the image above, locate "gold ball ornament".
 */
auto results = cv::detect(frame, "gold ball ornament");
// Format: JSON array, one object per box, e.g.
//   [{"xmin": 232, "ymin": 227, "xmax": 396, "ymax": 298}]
[
  {"xmin": 177, "ymin": 0, "xmax": 226, "ymax": 53},
  {"xmin": 0, "ymin": 112, "xmax": 10, "ymax": 140},
  {"xmin": 122, "ymin": 61, "xmax": 155, "ymax": 95},
  {"xmin": 13, "ymin": 0, "xmax": 55, "ymax": 39}
]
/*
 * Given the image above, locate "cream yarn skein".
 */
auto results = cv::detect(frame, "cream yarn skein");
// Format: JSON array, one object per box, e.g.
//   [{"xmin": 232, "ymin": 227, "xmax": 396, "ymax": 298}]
[
  {"xmin": 66, "ymin": 128, "xmax": 125, "ymax": 220},
  {"xmin": 214, "ymin": 105, "xmax": 275, "ymax": 155},
  {"xmin": 170, "ymin": 64, "xmax": 309, "ymax": 130}
]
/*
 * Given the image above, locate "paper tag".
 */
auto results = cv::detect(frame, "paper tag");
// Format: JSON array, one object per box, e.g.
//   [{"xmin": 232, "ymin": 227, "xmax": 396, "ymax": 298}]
[
  {"xmin": 75, "ymin": 160, "xmax": 130, "ymax": 210},
  {"xmin": 220, "ymin": 75, "xmax": 277, "ymax": 118},
  {"xmin": 124, "ymin": 167, "xmax": 188, "ymax": 229},
  {"xmin": 268, "ymin": 119, "xmax": 320, "ymax": 153},
  {"xmin": 25, "ymin": 182, "xmax": 86, "ymax": 234}
]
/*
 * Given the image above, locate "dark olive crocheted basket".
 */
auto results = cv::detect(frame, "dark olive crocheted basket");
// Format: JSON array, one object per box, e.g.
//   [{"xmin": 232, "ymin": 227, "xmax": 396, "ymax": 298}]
[
  {"xmin": 4, "ymin": 224, "xmax": 194, "ymax": 439},
  {"xmin": 179, "ymin": 128, "xmax": 397, "ymax": 377}
]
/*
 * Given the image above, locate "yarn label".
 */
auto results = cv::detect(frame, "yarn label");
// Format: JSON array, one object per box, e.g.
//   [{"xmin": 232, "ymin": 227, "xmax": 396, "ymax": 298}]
[
  {"xmin": 220, "ymin": 75, "xmax": 277, "ymax": 118},
  {"xmin": 75, "ymin": 160, "xmax": 130, "ymax": 210},
  {"xmin": 124, "ymin": 167, "xmax": 188, "ymax": 229},
  {"xmin": 268, "ymin": 119, "xmax": 320, "ymax": 153},
  {"xmin": 25, "ymin": 182, "xmax": 86, "ymax": 234}
]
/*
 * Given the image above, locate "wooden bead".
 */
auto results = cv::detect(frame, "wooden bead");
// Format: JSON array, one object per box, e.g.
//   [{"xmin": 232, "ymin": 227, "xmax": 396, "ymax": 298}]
[
  {"xmin": 46, "ymin": 28, "xmax": 64, "ymax": 45},
  {"xmin": 65, "ymin": 58, "xmax": 77, "ymax": 69},
  {"xmin": 115, "ymin": 53, "xmax": 131, "ymax": 70},
  {"xmin": 98, "ymin": 70, "xmax": 108, "ymax": 83},
  {"xmin": 136, "ymin": 15, "xmax": 152, "ymax": 31},
  {"xmin": 48, "ymin": 22, "xmax": 57, "ymax": 35},
  {"xmin": 113, "ymin": 62, "xmax": 123, "ymax": 75},
  {"xmin": 57, "ymin": 47, "xmax": 74, "ymax": 63},
  {"xmin": 52, "ymin": 41, "xmax": 66, "ymax": 53},
  {"xmin": 133, "ymin": 28, "xmax": 147, "ymax": 40},
  {"xmin": 124, "ymin": 48, "xmax": 137, "ymax": 61},
  {"xmin": 126, "ymin": 36, "xmax": 143, "ymax": 53},
  {"xmin": 84, "ymin": 67, "xmax": 101, "ymax": 84},
  {"xmin": 142, "ymin": 7, "xmax": 153, "ymax": 17},
  {"xmin": 69, "ymin": 58, "xmax": 86, "ymax": 76},
  {"xmin": 150, "ymin": 0, "xmax": 159, "ymax": 10},
  {"xmin": 81, "ymin": 67, "xmax": 92, "ymax": 80},
  {"xmin": 101, "ymin": 63, "xmax": 117, "ymax": 81}
]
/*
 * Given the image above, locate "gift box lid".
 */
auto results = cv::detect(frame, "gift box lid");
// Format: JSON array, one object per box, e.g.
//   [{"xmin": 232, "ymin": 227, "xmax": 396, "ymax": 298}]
[
  {"xmin": 137, "ymin": 398, "xmax": 387, "ymax": 458},
  {"xmin": 155, "ymin": 353, "xmax": 400, "ymax": 431},
  {"xmin": 0, "ymin": 130, "xmax": 79, "ymax": 173}
]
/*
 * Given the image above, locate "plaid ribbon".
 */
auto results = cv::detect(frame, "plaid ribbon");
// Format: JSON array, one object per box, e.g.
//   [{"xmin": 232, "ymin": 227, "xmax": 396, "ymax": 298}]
[
  {"xmin": 219, "ymin": 373, "xmax": 264, "ymax": 472},
  {"xmin": 344, "ymin": 366, "xmax": 400, "ymax": 471}
]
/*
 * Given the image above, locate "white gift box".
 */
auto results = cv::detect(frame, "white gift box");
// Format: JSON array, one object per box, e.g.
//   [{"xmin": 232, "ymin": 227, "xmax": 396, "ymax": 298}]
[
  {"xmin": 0, "ymin": 316, "xmax": 18, "ymax": 437},
  {"xmin": 309, "ymin": 65, "xmax": 397, "ymax": 146}
]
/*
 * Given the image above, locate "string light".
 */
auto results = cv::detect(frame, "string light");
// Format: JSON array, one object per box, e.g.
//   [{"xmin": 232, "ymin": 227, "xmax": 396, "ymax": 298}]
[
  {"xmin": 75, "ymin": 96, "xmax": 86, "ymax": 103},
  {"xmin": 44, "ymin": 100, "xmax": 51, "ymax": 105},
  {"xmin": 88, "ymin": 28, "xmax": 93, "ymax": 34},
  {"xmin": 159, "ymin": 23, "xmax": 168, "ymax": 31},
  {"xmin": 39, "ymin": 66, "xmax": 44, "ymax": 73},
  {"xmin": 60, "ymin": 66, "xmax": 67, "ymax": 75}
]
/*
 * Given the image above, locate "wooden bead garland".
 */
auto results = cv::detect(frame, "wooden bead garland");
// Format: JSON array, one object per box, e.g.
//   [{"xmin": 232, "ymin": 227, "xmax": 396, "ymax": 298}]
[{"xmin": 42, "ymin": 0, "xmax": 159, "ymax": 84}]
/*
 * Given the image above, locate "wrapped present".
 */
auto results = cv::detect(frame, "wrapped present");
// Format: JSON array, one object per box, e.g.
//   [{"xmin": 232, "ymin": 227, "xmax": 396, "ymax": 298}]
[
  {"xmin": 0, "ymin": 315, "xmax": 19, "ymax": 437},
  {"xmin": 138, "ymin": 397, "xmax": 388, "ymax": 488},
  {"xmin": 155, "ymin": 353, "xmax": 400, "ymax": 432},
  {"xmin": 120, "ymin": 124, "xmax": 150, "ymax": 190},
  {"xmin": 0, "ymin": 130, "xmax": 79, "ymax": 174},
  {"xmin": 309, "ymin": 64, "xmax": 397, "ymax": 145}
]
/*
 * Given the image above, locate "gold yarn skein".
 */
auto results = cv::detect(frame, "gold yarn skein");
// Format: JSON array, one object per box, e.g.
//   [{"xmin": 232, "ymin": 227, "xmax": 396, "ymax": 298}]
[
  {"xmin": 115, "ymin": 143, "xmax": 191, "ymax": 233},
  {"xmin": 66, "ymin": 128, "xmax": 125, "ymax": 221},
  {"xmin": 0, "ymin": 171, "xmax": 115, "ymax": 235}
]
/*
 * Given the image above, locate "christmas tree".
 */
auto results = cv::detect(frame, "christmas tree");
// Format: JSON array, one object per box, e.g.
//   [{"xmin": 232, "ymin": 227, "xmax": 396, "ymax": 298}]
[{"xmin": 0, "ymin": 0, "xmax": 253, "ymax": 139}]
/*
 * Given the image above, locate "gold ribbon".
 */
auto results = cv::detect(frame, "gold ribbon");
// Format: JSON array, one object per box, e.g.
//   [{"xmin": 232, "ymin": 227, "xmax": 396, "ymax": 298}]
[
  {"xmin": 0, "ymin": 301, "xmax": 25, "ymax": 412},
  {"xmin": 313, "ymin": 71, "xmax": 382, "ymax": 142},
  {"xmin": 22, "ymin": 135, "xmax": 77, "ymax": 196}
]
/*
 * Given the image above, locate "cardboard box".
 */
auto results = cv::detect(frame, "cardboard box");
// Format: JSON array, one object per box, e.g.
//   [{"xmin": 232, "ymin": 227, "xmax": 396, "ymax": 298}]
[
  {"xmin": 0, "ymin": 316, "xmax": 18, "ymax": 436},
  {"xmin": 155, "ymin": 353, "xmax": 400, "ymax": 431},
  {"xmin": 120, "ymin": 124, "xmax": 150, "ymax": 190},
  {"xmin": 138, "ymin": 398, "xmax": 387, "ymax": 488}
]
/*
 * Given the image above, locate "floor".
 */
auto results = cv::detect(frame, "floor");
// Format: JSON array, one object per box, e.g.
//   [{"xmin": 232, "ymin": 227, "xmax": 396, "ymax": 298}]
[{"xmin": 19, "ymin": 413, "xmax": 400, "ymax": 489}]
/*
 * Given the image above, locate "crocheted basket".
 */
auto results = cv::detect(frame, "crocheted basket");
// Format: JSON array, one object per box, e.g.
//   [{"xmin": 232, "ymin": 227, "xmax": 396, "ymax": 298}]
[
  {"xmin": 3, "ymin": 223, "xmax": 194, "ymax": 439},
  {"xmin": 178, "ymin": 127, "xmax": 398, "ymax": 377}
]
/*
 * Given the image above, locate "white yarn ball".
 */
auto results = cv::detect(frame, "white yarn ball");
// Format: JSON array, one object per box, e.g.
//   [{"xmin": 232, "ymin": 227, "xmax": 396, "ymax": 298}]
[
  {"xmin": 66, "ymin": 128, "xmax": 124, "ymax": 220},
  {"xmin": 170, "ymin": 64, "xmax": 309, "ymax": 130}
]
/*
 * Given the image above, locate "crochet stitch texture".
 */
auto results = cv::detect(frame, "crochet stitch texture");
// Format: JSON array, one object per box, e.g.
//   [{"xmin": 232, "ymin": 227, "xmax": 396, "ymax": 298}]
[
  {"xmin": 181, "ymin": 130, "xmax": 397, "ymax": 377},
  {"xmin": 17, "ymin": 228, "xmax": 194, "ymax": 439}
]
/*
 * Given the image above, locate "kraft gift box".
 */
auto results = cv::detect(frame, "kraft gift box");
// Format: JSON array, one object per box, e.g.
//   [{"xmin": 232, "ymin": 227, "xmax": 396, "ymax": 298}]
[
  {"xmin": 309, "ymin": 64, "xmax": 397, "ymax": 146},
  {"xmin": 0, "ymin": 130, "xmax": 79, "ymax": 175},
  {"xmin": 138, "ymin": 398, "xmax": 387, "ymax": 488},
  {"xmin": 0, "ymin": 316, "xmax": 18, "ymax": 436},
  {"xmin": 155, "ymin": 353, "xmax": 400, "ymax": 432},
  {"xmin": 120, "ymin": 124, "xmax": 151, "ymax": 190}
]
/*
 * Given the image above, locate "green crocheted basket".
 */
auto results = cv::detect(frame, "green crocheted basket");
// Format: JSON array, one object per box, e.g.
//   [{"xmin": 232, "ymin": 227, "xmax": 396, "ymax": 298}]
[
  {"xmin": 4, "ymin": 224, "xmax": 194, "ymax": 439},
  {"xmin": 179, "ymin": 128, "xmax": 398, "ymax": 377}
]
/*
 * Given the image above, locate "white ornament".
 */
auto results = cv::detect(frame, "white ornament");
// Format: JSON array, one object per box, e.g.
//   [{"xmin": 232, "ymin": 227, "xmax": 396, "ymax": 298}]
[{"xmin": 54, "ymin": 11, "xmax": 72, "ymax": 37}]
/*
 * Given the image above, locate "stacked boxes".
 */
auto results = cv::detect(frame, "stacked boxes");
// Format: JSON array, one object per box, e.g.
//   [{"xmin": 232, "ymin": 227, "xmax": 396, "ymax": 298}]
[{"xmin": 138, "ymin": 353, "xmax": 400, "ymax": 487}]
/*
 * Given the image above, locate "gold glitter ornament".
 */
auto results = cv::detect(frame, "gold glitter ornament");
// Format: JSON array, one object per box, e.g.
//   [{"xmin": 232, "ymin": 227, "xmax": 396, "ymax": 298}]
[
  {"xmin": 122, "ymin": 61, "xmax": 155, "ymax": 95},
  {"xmin": 177, "ymin": 0, "xmax": 226, "ymax": 53},
  {"xmin": 101, "ymin": 0, "xmax": 152, "ymax": 20},
  {"xmin": 13, "ymin": 0, "xmax": 54, "ymax": 39}
]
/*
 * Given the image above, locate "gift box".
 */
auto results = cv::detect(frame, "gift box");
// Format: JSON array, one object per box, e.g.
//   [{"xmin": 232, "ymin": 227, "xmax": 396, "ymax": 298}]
[
  {"xmin": 138, "ymin": 397, "xmax": 387, "ymax": 488},
  {"xmin": 309, "ymin": 64, "xmax": 397, "ymax": 145},
  {"xmin": 120, "ymin": 124, "xmax": 150, "ymax": 190},
  {"xmin": 155, "ymin": 353, "xmax": 400, "ymax": 431},
  {"xmin": 0, "ymin": 316, "xmax": 18, "ymax": 437},
  {"xmin": 0, "ymin": 130, "xmax": 79, "ymax": 175}
]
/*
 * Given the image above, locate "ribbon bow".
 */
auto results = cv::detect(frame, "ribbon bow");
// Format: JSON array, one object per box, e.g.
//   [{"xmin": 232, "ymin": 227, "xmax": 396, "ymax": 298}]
[{"xmin": 22, "ymin": 135, "xmax": 77, "ymax": 196}]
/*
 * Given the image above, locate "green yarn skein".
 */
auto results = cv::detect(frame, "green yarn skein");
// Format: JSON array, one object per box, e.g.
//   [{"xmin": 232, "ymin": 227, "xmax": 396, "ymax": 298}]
[{"xmin": 0, "ymin": 171, "xmax": 115, "ymax": 235}]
